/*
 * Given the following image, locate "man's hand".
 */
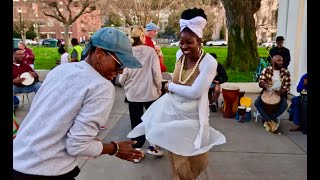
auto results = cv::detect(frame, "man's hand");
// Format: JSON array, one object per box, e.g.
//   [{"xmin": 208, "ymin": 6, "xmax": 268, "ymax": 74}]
[
  {"xmin": 29, "ymin": 71, "xmax": 37, "ymax": 78},
  {"xmin": 276, "ymin": 89, "xmax": 287, "ymax": 97},
  {"xmin": 213, "ymin": 80, "xmax": 219, "ymax": 84},
  {"xmin": 260, "ymin": 82, "xmax": 269, "ymax": 89},
  {"xmin": 115, "ymin": 141, "xmax": 144, "ymax": 162},
  {"xmin": 13, "ymin": 76, "xmax": 25, "ymax": 84}
]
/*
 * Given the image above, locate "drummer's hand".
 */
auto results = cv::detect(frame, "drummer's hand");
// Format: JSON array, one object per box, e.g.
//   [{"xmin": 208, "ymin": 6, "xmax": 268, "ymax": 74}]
[
  {"xmin": 29, "ymin": 71, "xmax": 37, "ymax": 77},
  {"xmin": 260, "ymin": 82, "xmax": 268, "ymax": 89},
  {"xmin": 13, "ymin": 77, "xmax": 25, "ymax": 83},
  {"xmin": 279, "ymin": 89, "xmax": 287, "ymax": 96},
  {"xmin": 213, "ymin": 80, "xmax": 219, "ymax": 84},
  {"xmin": 115, "ymin": 141, "xmax": 144, "ymax": 162},
  {"xmin": 274, "ymin": 90, "xmax": 281, "ymax": 96}
]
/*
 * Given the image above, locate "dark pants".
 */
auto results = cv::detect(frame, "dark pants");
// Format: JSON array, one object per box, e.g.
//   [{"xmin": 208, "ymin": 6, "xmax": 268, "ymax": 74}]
[
  {"xmin": 254, "ymin": 95, "xmax": 288, "ymax": 122},
  {"xmin": 289, "ymin": 95, "xmax": 307, "ymax": 133},
  {"xmin": 128, "ymin": 100, "xmax": 156, "ymax": 148},
  {"xmin": 289, "ymin": 96, "xmax": 302, "ymax": 125},
  {"xmin": 13, "ymin": 166, "xmax": 80, "ymax": 180}
]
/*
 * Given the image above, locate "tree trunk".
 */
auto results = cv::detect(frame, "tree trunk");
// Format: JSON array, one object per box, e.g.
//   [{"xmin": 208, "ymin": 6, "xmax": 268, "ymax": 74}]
[
  {"xmin": 64, "ymin": 24, "xmax": 70, "ymax": 52},
  {"xmin": 220, "ymin": 0, "xmax": 261, "ymax": 72}
]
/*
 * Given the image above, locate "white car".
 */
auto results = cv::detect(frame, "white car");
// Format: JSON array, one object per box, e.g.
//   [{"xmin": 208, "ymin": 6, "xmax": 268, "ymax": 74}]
[
  {"xmin": 25, "ymin": 39, "xmax": 38, "ymax": 45},
  {"xmin": 170, "ymin": 41, "xmax": 180, "ymax": 46},
  {"xmin": 261, "ymin": 41, "xmax": 276, "ymax": 47},
  {"xmin": 206, "ymin": 40, "xmax": 227, "ymax": 46}
]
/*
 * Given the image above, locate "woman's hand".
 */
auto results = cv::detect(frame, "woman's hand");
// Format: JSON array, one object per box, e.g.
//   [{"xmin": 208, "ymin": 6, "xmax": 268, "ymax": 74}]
[{"xmin": 115, "ymin": 141, "xmax": 144, "ymax": 162}]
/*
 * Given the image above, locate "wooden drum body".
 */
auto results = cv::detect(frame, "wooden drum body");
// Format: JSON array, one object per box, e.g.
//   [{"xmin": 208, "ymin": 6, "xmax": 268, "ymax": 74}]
[
  {"xmin": 261, "ymin": 91, "xmax": 281, "ymax": 116},
  {"xmin": 222, "ymin": 86, "xmax": 240, "ymax": 118}
]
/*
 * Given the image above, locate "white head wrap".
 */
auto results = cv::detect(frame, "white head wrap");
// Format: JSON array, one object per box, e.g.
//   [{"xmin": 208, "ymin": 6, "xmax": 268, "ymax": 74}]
[{"xmin": 179, "ymin": 16, "xmax": 207, "ymax": 38}]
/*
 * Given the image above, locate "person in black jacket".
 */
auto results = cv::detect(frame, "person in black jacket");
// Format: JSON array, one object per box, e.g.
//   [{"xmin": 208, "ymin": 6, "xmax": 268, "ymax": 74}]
[
  {"xmin": 208, "ymin": 53, "xmax": 228, "ymax": 112},
  {"xmin": 267, "ymin": 36, "xmax": 291, "ymax": 69}
]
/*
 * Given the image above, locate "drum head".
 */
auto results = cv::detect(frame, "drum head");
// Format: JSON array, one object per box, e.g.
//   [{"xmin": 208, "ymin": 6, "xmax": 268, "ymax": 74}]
[
  {"xmin": 222, "ymin": 85, "xmax": 240, "ymax": 91},
  {"xmin": 20, "ymin": 72, "xmax": 35, "ymax": 86},
  {"xmin": 261, "ymin": 91, "xmax": 280, "ymax": 105}
]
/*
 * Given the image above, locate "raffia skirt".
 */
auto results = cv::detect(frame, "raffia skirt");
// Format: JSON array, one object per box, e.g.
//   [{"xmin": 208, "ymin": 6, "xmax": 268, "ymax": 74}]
[{"xmin": 168, "ymin": 151, "xmax": 208, "ymax": 180}]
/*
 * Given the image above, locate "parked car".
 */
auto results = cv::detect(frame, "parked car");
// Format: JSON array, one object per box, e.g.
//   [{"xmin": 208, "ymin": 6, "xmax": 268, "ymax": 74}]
[
  {"xmin": 170, "ymin": 41, "xmax": 180, "ymax": 46},
  {"xmin": 41, "ymin": 38, "xmax": 58, "ymax": 47},
  {"xmin": 206, "ymin": 39, "xmax": 227, "ymax": 46},
  {"xmin": 25, "ymin": 39, "xmax": 38, "ymax": 45},
  {"xmin": 261, "ymin": 41, "xmax": 276, "ymax": 47}
]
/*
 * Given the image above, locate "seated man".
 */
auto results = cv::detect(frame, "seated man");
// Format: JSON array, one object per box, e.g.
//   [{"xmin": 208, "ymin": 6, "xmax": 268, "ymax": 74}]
[
  {"xmin": 254, "ymin": 55, "xmax": 291, "ymax": 133},
  {"xmin": 208, "ymin": 53, "xmax": 228, "ymax": 112},
  {"xmin": 288, "ymin": 73, "xmax": 307, "ymax": 132},
  {"xmin": 13, "ymin": 48, "xmax": 42, "ymax": 96}
]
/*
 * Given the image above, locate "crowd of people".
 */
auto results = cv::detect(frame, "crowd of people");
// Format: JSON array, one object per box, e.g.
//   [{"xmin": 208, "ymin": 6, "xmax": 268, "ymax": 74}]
[{"xmin": 12, "ymin": 6, "xmax": 306, "ymax": 180}]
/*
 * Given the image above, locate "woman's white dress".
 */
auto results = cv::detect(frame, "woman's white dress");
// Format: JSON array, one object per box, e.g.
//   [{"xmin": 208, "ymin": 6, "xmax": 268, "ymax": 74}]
[{"xmin": 127, "ymin": 53, "xmax": 226, "ymax": 156}]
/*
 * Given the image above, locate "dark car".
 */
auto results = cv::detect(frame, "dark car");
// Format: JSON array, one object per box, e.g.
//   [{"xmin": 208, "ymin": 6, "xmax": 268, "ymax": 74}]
[{"xmin": 42, "ymin": 38, "xmax": 58, "ymax": 47}]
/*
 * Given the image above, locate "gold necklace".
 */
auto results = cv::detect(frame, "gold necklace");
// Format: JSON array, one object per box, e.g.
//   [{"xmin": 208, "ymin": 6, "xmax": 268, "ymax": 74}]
[{"xmin": 179, "ymin": 50, "xmax": 204, "ymax": 84}]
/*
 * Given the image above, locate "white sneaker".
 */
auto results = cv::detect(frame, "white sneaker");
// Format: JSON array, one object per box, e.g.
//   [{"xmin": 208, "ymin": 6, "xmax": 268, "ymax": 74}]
[{"xmin": 147, "ymin": 145, "xmax": 164, "ymax": 156}]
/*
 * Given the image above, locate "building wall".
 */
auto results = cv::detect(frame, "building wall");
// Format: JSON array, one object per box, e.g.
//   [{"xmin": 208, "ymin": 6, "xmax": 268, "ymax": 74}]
[
  {"xmin": 277, "ymin": 0, "xmax": 307, "ymax": 96},
  {"xmin": 13, "ymin": 1, "xmax": 101, "ymax": 44}
]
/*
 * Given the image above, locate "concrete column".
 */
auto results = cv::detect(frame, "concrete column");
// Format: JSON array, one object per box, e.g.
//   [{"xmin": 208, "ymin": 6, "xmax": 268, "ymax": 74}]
[{"xmin": 277, "ymin": 0, "xmax": 307, "ymax": 96}]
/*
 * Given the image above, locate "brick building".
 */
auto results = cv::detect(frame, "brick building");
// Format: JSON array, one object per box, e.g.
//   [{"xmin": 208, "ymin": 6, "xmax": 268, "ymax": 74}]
[{"xmin": 13, "ymin": 0, "xmax": 102, "ymax": 43}]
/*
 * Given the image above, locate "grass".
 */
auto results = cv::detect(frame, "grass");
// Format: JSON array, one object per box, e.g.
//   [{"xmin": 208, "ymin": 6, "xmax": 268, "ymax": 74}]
[
  {"xmin": 31, "ymin": 46, "xmax": 270, "ymax": 82},
  {"xmin": 162, "ymin": 46, "xmax": 270, "ymax": 82},
  {"xmin": 33, "ymin": 47, "xmax": 60, "ymax": 70}
]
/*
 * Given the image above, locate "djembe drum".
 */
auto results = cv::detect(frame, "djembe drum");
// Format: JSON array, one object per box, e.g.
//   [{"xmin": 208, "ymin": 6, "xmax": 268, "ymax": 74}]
[
  {"xmin": 222, "ymin": 86, "xmax": 240, "ymax": 118},
  {"xmin": 261, "ymin": 90, "xmax": 281, "ymax": 115}
]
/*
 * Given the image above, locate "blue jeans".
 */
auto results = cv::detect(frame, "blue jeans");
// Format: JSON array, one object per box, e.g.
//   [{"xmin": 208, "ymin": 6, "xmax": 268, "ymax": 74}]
[
  {"xmin": 13, "ymin": 82, "xmax": 42, "ymax": 95},
  {"xmin": 289, "ymin": 96, "xmax": 302, "ymax": 125},
  {"xmin": 254, "ymin": 94, "xmax": 288, "ymax": 121}
]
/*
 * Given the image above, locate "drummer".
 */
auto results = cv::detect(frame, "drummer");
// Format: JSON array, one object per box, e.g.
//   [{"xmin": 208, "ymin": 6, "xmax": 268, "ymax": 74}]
[
  {"xmin": 254, "ymin": 55, "xmax": 291, "ymax": 133},
  {"xmin": 13, "ymin": 48, "xmax": 42, "ymax": 96},
  {"xmin": 288, "ymin": 73, "xmax": 307, "ymax": 132}
]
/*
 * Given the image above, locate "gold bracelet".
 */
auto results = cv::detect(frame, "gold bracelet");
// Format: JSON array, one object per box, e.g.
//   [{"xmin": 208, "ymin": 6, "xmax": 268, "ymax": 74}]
[{"xmin": 110, "ymin": 141, "xmax": 119, "ymax": 156}]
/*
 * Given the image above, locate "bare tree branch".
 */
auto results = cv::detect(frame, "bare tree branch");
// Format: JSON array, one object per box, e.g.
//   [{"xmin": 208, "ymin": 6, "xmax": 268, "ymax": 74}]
[
  {"xmin": 43, "ymin": 11, "xmax": 65, "ymax": 22},
  {"xmin": 44, "ymin": 1, "xmax": 67, "ymax": 22}
]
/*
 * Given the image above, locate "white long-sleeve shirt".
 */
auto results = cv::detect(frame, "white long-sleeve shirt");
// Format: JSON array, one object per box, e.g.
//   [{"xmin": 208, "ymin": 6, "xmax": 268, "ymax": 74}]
[
  {"xmin": 119, "ymin": 45, "xmax": 162, "ymax": 102},
  {"xmin": 13, "ymin": 61, "xmax": 114, "ymax": 176}
]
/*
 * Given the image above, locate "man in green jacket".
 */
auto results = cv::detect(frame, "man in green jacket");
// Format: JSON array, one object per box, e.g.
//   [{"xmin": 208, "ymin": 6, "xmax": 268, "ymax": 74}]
[{"xmin": 70, "ymin": 38, "xmax": 83, "ymax": 62}]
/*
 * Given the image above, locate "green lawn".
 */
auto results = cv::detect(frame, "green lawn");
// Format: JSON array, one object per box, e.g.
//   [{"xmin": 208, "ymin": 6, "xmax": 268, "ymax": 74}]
[
  {"xmin": 31, "ymin": 46, "xmax": 270, "ymax": 82},
  {"xmin": 33, "ymin": 47, "xmax": 60, "ymax": 70},
  {"xmin": 162, "ymin": 46, "xmax": 269, "ymax": 82}
]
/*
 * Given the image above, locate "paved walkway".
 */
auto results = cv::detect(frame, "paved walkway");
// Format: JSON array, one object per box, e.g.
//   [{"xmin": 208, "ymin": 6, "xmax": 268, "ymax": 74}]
[{"xmin": 15, "ymin": 87, "xmax": 307, "ymax": 180}]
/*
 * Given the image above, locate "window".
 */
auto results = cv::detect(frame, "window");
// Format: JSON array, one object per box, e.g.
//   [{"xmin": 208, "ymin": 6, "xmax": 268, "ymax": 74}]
[{"xmin": 47, "ymin": 19, "xmax": 54, "ymax": 27}]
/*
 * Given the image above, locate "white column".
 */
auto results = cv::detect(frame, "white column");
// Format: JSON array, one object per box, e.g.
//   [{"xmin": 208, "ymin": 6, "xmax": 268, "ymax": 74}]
[
  {"xmin": 276, "ymin": 0, "xmax": 289, "ymax": 38},
  {"xmin": 277, "ymin": 0, "xmax": 307, "ymax": 96}
]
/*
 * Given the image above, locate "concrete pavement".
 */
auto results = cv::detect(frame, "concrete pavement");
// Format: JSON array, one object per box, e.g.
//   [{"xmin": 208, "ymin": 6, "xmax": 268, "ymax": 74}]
[{"xmin": 14, "ymin": 86, "xmax": 307, "ymax": 180}]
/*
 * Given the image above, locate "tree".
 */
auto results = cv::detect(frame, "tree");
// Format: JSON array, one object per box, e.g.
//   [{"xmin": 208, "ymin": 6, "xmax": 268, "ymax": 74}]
[
  {"xmin": 42, "ymin": 0, "xmax": 98, "ymax": 51},
  {"xmin": 13, "ymin": 1, "xmax": 35, "ymax": 42},
  {"xmin": 219, "ymin": 25, "xmax": 226, "ymax": 39},
  {"xmin": 100, "ymin": 0, "xmax": 178, "ymax": 28},
  {"xmin": 220, "ymin": 0, "xmax": 261, "ymax": 72},
  {"xmin": 202, "ymin": 11, "xmax": 215, "ymax": 43}
]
